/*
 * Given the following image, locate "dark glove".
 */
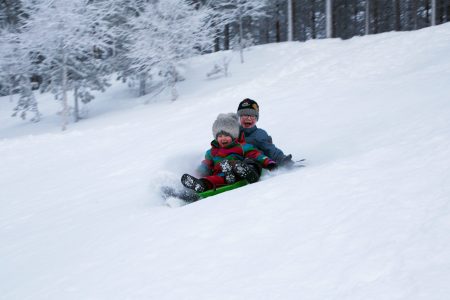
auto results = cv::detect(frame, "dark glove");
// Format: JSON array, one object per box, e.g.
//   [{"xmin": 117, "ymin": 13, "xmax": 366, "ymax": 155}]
[
  {"xmin": 266, "ymin": 162, "xmax": 278, "ymax": 171},
  {"xmin": 280, "ymin": 154, "xmax": 295, "ymax": 168}
]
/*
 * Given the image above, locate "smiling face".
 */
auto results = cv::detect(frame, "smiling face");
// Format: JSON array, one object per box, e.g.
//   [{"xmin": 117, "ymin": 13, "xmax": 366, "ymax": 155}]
[
  {"xmin": 239, "ymin": 115, "xmax": 257, "ymax": 128},
  {"xmin": 217, "ymin": 134, "xmax": 233, "ymax": 147}
]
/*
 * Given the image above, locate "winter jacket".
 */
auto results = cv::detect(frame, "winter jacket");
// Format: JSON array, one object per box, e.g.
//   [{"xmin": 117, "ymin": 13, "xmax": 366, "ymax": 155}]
[
  {"xmin": 239, "ymin": 126, "xmax": 286, "ymax": 163},
  {"xmin": 197, "ymin": 139, "xmax": 274, "ymax": 177}
]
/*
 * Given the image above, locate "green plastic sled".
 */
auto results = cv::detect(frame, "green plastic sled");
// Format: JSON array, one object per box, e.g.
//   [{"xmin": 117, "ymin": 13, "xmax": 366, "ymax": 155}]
[{"xmin": 197, "ymin": 180, "xmax": 248, "ymax": 199}]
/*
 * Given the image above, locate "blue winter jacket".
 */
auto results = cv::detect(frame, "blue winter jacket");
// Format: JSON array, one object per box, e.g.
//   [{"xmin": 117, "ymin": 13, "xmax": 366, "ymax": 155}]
[{"xmin": 239, "ymin": 126, "xmax": 286, "ymax": 163}]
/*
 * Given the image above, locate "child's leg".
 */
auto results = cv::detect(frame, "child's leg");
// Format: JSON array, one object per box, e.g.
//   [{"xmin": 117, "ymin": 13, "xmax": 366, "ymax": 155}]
[
  {"xmin": 181, "ymin": 174, "xmax": 227, "ymax": 192},
  {"xmin": 181, "ymin": 174, "xmax": 210, "ymax": 193},
  {"xmin": 232, "ymin": 159, "xmax": 260, "ymax": 183},
  {"xmin": 203, "ymin": 175, "xmax": 227, "ymax": 189}
]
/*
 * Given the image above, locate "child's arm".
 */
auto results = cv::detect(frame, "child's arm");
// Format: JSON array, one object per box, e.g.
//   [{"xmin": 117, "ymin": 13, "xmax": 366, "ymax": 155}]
[
  {"xmin": 254, "ymin": 129, "xmax": 286, "ymax": 163},
  {"xmin": 242, "ymin": 143, "xmax": 275, "ymax": 168},
  {"xmin": 196, "ymin": 149, "xmax": 214, "ymax": 176}
]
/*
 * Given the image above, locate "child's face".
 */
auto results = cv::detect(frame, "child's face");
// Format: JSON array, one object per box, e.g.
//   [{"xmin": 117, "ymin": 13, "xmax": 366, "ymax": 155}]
[
  {"xmin": 240, "ymin": 115, "xmax": 257, "ymax": 128},
  {"xmin": 217, "ymin": 134, "xmax": 233, "ymax": 147}
]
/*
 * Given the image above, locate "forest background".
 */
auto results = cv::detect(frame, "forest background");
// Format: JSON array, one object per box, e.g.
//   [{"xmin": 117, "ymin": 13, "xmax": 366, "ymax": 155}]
[{"xmin": 1, "ymin": 0, "xmax": 449, "ymax": 130}]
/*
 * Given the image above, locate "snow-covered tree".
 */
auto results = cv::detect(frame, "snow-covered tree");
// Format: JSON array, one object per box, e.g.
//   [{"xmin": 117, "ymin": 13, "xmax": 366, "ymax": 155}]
[
  {"xmin": 199, "ymin": 0, "xmax": 230, "ymax": 52},
  {"xmin": 11, "ymin": 76, "xmax": 40, "ymax": 122},
  {"xmin": 93, "ymin": 0, "xmax": 151, "ymax": 83},
  {"xmin": 212, "ymin": 0, "xmax": 268, "ymax": 63},
  {"xmin": 0, "ymin": 29, "xmax": 41, "ymax": 121},
  {"xmin": 127, "ymin": 0, "xmax": 213, "ymax": 100},
  {"xmin": 70, "ymin": 58, "xmax": 111, "ymax": 123},
  {"xmin": 0, "ymin": 30, "xmax": 18, "ymax": 99},
  {"xmin": 0, "ymin": 0, "xmax": 25, "ymax": 30},
  {"xmin": 21, "ymin": 0, "xmax": 111, "ymax": 130}
]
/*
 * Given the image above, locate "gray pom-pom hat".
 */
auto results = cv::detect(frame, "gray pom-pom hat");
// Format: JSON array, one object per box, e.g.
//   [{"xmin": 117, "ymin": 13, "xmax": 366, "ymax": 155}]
[{"xmin": 212, "ymin": 113, "xmax": 240, "ymax": 139}]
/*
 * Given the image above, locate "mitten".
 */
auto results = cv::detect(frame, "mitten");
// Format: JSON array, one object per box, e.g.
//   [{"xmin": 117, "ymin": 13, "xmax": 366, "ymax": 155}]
[
  {"xmin": 266, "ymin": 162, "xmax": 278, "ymax": 171},
  {"xmin": 280, "ymin": 154, "xmax": 295, "ymax": 168}
]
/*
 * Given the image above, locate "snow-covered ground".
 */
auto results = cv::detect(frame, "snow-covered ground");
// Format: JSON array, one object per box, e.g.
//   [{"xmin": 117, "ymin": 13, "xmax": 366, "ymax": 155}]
[{"xmin": 1, "ymin": 24, "xmax": 450, "ymax": 300}]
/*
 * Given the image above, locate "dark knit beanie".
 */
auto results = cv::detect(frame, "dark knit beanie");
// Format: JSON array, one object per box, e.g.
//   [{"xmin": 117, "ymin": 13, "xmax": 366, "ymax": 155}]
[
  {"xmin": 212, "ymin": 113, "xmax": 240, "ymax": 139},
  {"xmin": 237, "ymin": 98, "xmax": 259, "ymax": 120}
]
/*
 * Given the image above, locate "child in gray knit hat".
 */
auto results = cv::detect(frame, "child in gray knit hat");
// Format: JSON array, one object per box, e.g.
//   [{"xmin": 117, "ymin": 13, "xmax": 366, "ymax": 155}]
[{"xmin": 181, "ymin": 113, "xmax": 276, "ymax": 193}]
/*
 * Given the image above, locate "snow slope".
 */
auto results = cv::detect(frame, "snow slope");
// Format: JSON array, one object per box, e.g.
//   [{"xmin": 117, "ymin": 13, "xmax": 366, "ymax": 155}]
[{"xmin": 1, "ymin": 24, "xmax": 450, "ymax": 300}]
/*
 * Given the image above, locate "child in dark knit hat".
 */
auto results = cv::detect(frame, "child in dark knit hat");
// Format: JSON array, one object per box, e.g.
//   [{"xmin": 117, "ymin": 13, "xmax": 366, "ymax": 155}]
[
  {"xmin": 237, "ymin": 98, "xmax": 295, "ymax": 168},
  {"xmin": 181, "ymin": 113, "xmax": 276, "ymax": 193}
]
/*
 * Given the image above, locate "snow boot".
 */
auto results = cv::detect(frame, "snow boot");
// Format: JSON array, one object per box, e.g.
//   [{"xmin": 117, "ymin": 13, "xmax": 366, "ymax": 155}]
[
  {"xmin": 232, "ymin": 160, "xmax": 260, "ymax": 183},
  {"xmin": 181, "ymin": 174, "xmax": 208, "ymax": 193},
  {"xmin": 160, "ymin": 186, "xmax": 200, "ymax": 202},
  {"xmin": 219, "ymin": 160, "xmax": 236, "ymax": 184}
]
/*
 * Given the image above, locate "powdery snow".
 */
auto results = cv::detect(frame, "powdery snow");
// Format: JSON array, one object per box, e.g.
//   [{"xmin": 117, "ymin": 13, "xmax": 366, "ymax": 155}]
[{"xmin": 1, "ymin": 23, "xmax": 450, "ymax": 300}]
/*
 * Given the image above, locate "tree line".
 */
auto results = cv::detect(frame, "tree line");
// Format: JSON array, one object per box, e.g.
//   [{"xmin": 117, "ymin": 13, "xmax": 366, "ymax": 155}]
[
  {"xmin": 204, "ymin": 0, "xmax": 449, "ymax": 47},
  {"xmin": 1, "ymin": 0, "xmax": 448, "ymax": 130}
]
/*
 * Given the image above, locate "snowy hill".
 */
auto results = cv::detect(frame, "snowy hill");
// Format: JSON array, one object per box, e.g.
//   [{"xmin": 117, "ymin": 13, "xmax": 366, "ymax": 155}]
[{"xmin": 1, "ymin": 24, "xmax": 450, "ymax": 300}]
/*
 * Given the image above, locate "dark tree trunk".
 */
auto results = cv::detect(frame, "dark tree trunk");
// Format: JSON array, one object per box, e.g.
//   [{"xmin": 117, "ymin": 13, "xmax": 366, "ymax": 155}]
[
  {"xmin": 311, "ymin": 0, "xmax": 316, "ymax": 39},
  {"xmin": 373, "ymin": 0, "xmax": 379, "ymax": 33},
  {"xmin": 445, "ymin": 0, "xmax": 450, "ymax": 22},
  {"xmin": 353, "ymin": 0, "xmax": 359, "ymax": 35},
  {"xmin": 139, "ymin": 73, "xmax": 146, "ymax": 97},
  {"xmin": 224, "ymin": 24, "xmax": 230, "ymax": 50},
  {"xmin": 213, "ymin": 21, "xmax": 220, "ymax": 52},
  {"xmin": 394, "ymin": 0, "xmax": 401, "ymax": 31},
  {"xmin": 365, "ymin": 0, "xmax": 370, "ymax": 35},
  {"xmin": 275, "ymin": 3, "xmax": 281, "ymax": 42},
  {"xmin": 276, "ymin": 20, "xmax": 281, "ymax": 42},
  {"xmin": 411, "ymin": 0, "xmax": 418, "ymax": 30},
  {"xmin": 74, "ymin": 87, "xmax": 79, "ymax": 123},
  {"xmin": 292, "ymin": 0, "xmax": 297, "ymax": 40},
  {"xmin": 447, "ymin": 0, "xmax": 450, "ymax": 21}
]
